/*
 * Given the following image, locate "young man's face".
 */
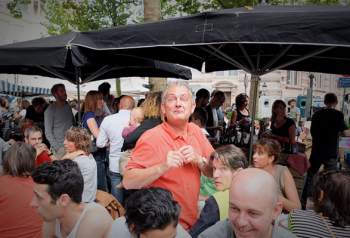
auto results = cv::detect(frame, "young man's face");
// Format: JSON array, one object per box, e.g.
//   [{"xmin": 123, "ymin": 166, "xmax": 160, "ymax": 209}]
[
  {"xmin": 140, "ymin": 223, "xmax": 177, "ymax": 238},
  {"xmin": 31, "ymin": 183, "xmax": 61, "ymax": 222},
  {"xmin": 161, "ymin": 85, "xmax": 195, "ymax": 126},
  {"xmin": 54, "ymin": 86, "xmax": 67, "ymax": 102},
  {"xmin": 212, "ymin": 95, "xmax": 225, "ymax": 108},
  {"xmin": 25, "ymin": 131, "xmax": 43, "ymax": 147},
  {"xmin": 213, "ymin": 159, "xmax": 236, "ymax": 191}
]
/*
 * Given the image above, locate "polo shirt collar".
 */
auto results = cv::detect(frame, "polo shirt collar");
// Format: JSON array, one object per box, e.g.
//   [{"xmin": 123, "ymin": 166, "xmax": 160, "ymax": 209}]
[{"xmin": 162, "ymin": 121, "xmax": 193, "ymax": 140}]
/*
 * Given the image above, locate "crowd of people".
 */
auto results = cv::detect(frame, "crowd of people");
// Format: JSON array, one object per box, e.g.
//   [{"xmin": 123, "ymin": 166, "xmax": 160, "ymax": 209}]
[{"xmin": 0, "ymin": 81, "xmax": 349, "ymax": 238}]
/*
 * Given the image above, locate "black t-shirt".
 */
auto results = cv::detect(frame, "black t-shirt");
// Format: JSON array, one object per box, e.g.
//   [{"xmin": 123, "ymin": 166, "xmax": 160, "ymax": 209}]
[
  {"xmin": 25, "ymin": 105, "xmax": 44, "ymax": 123},
  {"xmin": 311, "ymin": 108, "xmax": 347, "ymax": 158},
  {"xmin": 271, "ymin": 117, "xmax": 295, "ymax": 138},
  {"xmin": 271, "ymin": 117, "xmax": 295, "ymax": 153}
]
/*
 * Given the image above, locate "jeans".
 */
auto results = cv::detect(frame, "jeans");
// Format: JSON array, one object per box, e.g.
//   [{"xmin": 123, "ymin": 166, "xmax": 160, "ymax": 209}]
[
  {"xmin": 110, "ymin": 171, "xmax": 124, "ymax": 204},
  {"xmin": 301, "ymin": 153, "xmax": 338, "ymax": 207},
  {"xmin": 92, "ymin": 148, "xmax": 109, "ymax": 192}
]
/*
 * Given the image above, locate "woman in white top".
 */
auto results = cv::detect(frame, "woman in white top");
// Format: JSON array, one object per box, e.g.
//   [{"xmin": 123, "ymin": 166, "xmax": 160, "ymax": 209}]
[{"xmin": 62, "ymin": 127, "xmax": 97, "ymax": 203}]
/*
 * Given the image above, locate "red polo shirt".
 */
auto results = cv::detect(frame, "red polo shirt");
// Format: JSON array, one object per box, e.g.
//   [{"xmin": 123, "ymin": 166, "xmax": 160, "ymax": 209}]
[{"xmin": 127, "ymin": 122, "xmax": 214, "ymax": 230}]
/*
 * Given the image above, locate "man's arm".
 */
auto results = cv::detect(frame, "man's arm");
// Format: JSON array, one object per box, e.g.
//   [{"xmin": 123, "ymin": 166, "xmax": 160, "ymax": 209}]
[
  {"xmin": 123, "ymin": 150, "xmax": 184, "ymax": 189},
  {"xmin": 44, "ymin": 106, "xmax": 58, "ymax": 150},
  {"xmin": 96, "ymin": 120, "xmax": 108, "ymax": 148},
  {"xmin": 123, "ymin": 163, "xmax": 169, "ymax": 189}
]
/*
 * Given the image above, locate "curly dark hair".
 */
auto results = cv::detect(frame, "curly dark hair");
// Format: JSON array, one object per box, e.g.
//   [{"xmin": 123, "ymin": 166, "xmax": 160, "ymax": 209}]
[
  {"xmin": 31, "ymin": 159, "xmax": 84, "ymax": 204},
  {"xmin": 313, "ymin": 170, "xmax": 350, "ymax": 227},
  {"xmin": 235, "ymin": 93, "xmax": 248, "ymax": 109},
  {"xmin": 124, "ymin": 188, "xmax": 180, "ymax": 235}
]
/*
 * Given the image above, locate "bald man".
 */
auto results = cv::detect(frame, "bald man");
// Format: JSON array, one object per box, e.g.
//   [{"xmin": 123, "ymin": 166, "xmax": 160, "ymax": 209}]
[
  {"xmin": 97, "ymin": 95, "xmax": 134, "ymax": 203},
  {"xmin": 199, "ymin": 168, "xmax": 296, "ymax": 238}
]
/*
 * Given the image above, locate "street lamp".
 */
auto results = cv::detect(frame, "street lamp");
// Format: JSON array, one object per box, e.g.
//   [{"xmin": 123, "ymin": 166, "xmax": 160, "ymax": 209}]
[{"xmin": 305, "ymin": 73, "xmax": 315, "ymax": 119}]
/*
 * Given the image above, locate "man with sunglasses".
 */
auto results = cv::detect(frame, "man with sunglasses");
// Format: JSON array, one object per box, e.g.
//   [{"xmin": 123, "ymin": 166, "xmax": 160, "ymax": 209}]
[{"xmin": 123, "ymin": 82, "xmax": 214, "ymax": 231}]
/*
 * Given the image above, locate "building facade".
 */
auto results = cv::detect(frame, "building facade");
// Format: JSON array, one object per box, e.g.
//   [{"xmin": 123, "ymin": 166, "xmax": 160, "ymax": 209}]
[{"xmin": 189, "ymin": 70, "xmax": 343, "ymax": 119}]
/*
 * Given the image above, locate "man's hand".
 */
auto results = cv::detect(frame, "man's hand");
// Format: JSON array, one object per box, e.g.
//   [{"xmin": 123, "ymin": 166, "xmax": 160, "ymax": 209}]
[
  {"xmin": 165, "ymin": 150, "xmax": 185, "ymax": 169},
  {"xmin": 35, "ymin": 143, "xmax": 49, "ymax": 157},
  {"xmin": 179, "ymin": 145, "xmax": 206, "ymax": 168}
]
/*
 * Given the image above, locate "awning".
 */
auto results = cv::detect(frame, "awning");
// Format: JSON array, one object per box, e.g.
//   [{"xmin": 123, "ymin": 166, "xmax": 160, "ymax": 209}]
[{"xmin": 0, "ymin": 80, "xmax": 50, "ymax": 97}]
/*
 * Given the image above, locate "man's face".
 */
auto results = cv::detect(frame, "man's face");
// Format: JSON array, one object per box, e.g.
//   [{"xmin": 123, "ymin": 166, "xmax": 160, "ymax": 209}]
[
  {"xmin": 212, "ymin": 95, "xmax": 225, "ymax": 108},
  {"xmin": 229, "ymin": 186, "xmax": 278, "ymax": 238},
  {"xmin": 213, "ymin": 159, "xmax": 236, "ymax": 191},
  {"xmin": 54, "ymin": 86, "xmax": 67, "ymax": 102},
  {"xmin": 34, "ymin": 104, "xmax": 45, "ymax": 113},
  {"xmin": 140, "ymin": 223, "xmax": 177, "ymax": 238},
  {"xmin": 25, "ymin": 131, "xmax": 43, "ymax": 146},
  {"xmin": 161, "ymin": 85, "xmax": 195, "ymax": 126},
  {"xmin": 31, "ymin": 183, "xmax": 61, "ymax": 222},
  {"xmin": 198, "ymin": 96, "xmax": 209, "ymax": 108}
]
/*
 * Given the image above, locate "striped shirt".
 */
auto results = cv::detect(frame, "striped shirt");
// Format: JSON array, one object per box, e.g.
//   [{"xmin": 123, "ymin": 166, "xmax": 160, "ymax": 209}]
[{"xmin": 289, "ymin": 209, "xmax": 350, "ymax": 238}]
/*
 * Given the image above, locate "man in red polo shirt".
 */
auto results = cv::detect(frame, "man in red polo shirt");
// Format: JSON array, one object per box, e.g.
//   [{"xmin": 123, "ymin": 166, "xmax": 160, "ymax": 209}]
[
  {"xmin": 124, "ymin": 82, "xmax": 214, "ymax": 230},
  {"xmin": 24, "ymin": 126, "xmax": 54, "ymax": 166}
]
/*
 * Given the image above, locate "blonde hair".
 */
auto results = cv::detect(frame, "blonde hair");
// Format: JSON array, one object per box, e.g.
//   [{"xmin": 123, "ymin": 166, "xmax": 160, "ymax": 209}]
[
  {"xmin": 142, "ymin": 92, "xmax": 162, "ymax": 119},
  {"xmin": 84, "ymin": 90, "xmax": 103, "ymax": 113}
]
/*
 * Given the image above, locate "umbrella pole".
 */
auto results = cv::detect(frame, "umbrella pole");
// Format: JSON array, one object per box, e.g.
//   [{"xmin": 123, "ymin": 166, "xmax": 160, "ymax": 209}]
[
  {"xmin": 248, "ymin": 74, "xmax": 260, "ymax": 165},
  {"xmin": 75, "ymin": 67, "xmax": 81, "ymax": 126}
]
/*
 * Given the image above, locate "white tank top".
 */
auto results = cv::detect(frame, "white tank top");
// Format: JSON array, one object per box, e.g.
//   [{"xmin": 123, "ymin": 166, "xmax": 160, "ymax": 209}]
[{"xmin": 55, "ymin": 202, "xmax": 97, "ymax": 238}]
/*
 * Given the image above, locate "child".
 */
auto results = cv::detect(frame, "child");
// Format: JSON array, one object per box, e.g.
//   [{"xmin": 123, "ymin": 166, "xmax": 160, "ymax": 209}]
[{"xmin": 122, "ymin": 107, "xmax": 144, "ymax": 139}]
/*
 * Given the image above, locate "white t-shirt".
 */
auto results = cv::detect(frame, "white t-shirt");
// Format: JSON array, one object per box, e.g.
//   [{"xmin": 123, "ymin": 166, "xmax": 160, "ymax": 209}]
[
  {"xmin": 212, "ymin": 108, "xmax": 219, "ymax": 127},
  {"xmin": 74, "ymin": 154, "xmax": 97, "ymax": 203}
]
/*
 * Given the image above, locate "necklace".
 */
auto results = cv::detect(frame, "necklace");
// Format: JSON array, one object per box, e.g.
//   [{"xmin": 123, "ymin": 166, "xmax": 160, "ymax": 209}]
[{"xmin": 320, "ymin": 214, "xmax": 336, "ymax": 238}]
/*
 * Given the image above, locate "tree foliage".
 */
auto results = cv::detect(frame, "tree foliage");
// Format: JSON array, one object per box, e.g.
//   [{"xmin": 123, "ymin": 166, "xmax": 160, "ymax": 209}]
[
  {"xmin": 7, "ymin": 0, "xmax": 139, "ymax": 35},
  {"xmin": 6, "ymin": 0, "xmax": 31, "ymax": 18},
  {"xmin": 6, "ymin": 0, "xmax": 349, "ymax": 35}
]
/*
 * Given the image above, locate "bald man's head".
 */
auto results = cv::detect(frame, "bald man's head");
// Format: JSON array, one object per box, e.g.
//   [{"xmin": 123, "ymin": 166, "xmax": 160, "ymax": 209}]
[
  {"xmin": 119, "ymin": 96, "xmax": 135, "ymax": 110},
  {"xmin": 229, "ymin": 168, "xmax": 282, "ymax": 238},
  {"xmin": 231, "ymin": 168, "xmax": 279, "ymax": 203}
]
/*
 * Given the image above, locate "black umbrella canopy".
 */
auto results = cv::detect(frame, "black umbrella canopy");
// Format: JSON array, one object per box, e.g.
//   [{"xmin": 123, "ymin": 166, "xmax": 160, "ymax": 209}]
[
  {"xmin": 0, "ymin": 58, "xmax": 192, "ymax": 84},
  {"xmin": 0, "ymin": 32, "xmax": 192, "ymax": 82},
  {"xmin": 70, "ymin": 6, "xmax": 350, "ymax": 75}
]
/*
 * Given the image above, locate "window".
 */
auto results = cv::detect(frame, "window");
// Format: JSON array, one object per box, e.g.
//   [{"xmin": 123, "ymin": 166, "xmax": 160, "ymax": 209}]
[
  {"xmin": 229, "ymin": 70, "xmax": 238, "ymax": 76},
  {"xmin": 286, "ymin": 71, "xmax": 297, "ymax": 85},
  {"xmin": 216, "ymin": 71, "xmax": 225, "ymax": 76}
]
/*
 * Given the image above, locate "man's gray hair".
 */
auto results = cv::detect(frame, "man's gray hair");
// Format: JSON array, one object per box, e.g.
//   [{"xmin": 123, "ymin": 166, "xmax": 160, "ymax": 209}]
[
  {"xmin": 161, "ymin": 81, "xmax": 194, "ymax": 104},
  {"xmin": 24, "ymin": 126, "xmax": 42, "ymax": 138}
]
